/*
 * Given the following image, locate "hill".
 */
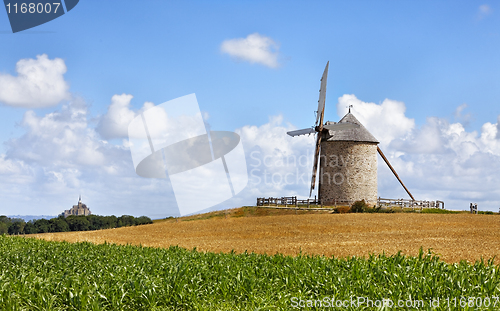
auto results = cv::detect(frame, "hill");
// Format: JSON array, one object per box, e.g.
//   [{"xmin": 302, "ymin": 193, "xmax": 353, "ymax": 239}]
[{"xmin": 32, "ymin": 206, "xmax": 500, "ymax": 263}]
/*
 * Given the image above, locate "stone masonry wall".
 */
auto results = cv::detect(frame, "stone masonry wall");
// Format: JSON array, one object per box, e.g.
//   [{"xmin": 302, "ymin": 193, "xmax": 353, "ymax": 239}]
[{"xmin": 319, "ymin": 141, "xmax": 378, "ymax": 206}]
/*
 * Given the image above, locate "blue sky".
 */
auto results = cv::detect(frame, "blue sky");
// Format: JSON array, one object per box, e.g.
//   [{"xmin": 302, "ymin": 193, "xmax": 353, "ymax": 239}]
[{"xmin": 0, "ymin": 1, "xmax": 499, "ymax": 217}]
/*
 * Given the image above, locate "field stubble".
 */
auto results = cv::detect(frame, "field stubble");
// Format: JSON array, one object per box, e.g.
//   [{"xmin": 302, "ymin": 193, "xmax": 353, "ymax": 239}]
[{"xmin": 33, "ymin": 208, "xmax": 500, "ymax": 263}]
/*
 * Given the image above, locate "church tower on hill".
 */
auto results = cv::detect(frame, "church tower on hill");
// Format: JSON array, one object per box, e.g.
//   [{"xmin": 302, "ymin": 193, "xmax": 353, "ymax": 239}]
[{"xmin": 62, "ymin": 195, "xmax": 92, "ymax": 217}]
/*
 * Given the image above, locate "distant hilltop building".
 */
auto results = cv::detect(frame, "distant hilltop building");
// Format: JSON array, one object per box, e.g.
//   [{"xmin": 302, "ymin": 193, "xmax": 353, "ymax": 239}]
[{"xmin": 62, "ymin": 196, "xmax": 91, "ymax": 217}]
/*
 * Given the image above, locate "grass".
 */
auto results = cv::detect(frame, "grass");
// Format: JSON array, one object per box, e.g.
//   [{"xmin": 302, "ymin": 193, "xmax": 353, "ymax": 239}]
[
  {"xmin": 153, "ymin": 205, "xmax": 471, "ymax": 223},
  {"xmin": 153, "ymin": 206, "xmax": 332, "ymax": 224},
  {"xmin": 1, "ymin": 235, "xmax": 500, "ymax": 310},
  {"xmin": 420, "ymin": 208, "xmax": 463, "ymax": 214},
  {"xmin": 151, "ymin": 206, "xmax": 479, "ymax": 224},
  {"xmin": 479, "ymin": 211, "xmax": 497, "ymax": 215}
]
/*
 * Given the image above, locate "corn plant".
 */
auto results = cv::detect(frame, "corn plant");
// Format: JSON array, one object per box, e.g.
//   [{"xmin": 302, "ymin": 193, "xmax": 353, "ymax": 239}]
[{"xmin": 0, "ymin": 235, "xmax": 499, "ymax": 310}]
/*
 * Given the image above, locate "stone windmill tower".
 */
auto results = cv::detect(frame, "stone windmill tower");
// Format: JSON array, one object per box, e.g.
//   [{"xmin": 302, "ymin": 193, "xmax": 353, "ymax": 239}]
[
  {"xmin": 319, "ymin": 110, "xmax": 379, "ymax": 206},
  {"xmin": 287, "ymin": 62, "xmax": 415, "ymax": 205}
]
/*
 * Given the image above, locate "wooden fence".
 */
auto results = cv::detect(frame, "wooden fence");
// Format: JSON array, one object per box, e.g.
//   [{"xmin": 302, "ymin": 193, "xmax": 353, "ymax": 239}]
[
  {"xmin": 377, "ymin": 198, "xmax": 445, "ymax": 209},
  {"xmin": 256, "ymin": 196, "xmax": 320, "ymax": 208},
  {"xmin": 256, "ymin": 197, "xmax": 357, "ymax": 207},
  {"xmin": 256, "ymin": 196, "xmax": 445, "ymax": 209}
]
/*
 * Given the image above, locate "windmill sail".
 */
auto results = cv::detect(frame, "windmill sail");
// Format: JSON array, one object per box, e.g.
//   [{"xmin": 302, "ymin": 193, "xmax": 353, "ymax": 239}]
[
  {"xmin": 315, "ymin": 61, "xmax": 329, "ymax": 127},
  {"xmin": 287, "ymin": 128, "xmax": 316, "ymax": 137},
  {"xmin": 310, "ymin": 134, "xmax": 322, "ymax": 196},
  {"xmin": 310, "ymin": 62, "xmax": 329, "ymax": 196}
]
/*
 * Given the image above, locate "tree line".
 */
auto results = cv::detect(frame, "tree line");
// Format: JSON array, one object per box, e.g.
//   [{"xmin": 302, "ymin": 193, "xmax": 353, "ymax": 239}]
[{"xmin": 0, "ymin": 214, "xmax": 153, "ymax": 235}]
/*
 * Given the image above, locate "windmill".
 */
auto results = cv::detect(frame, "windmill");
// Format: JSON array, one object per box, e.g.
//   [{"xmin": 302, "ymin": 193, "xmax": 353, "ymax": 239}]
[
  {"xmin": 287, "ymin": 61, "xmax": 360, "ymax": 196},
  {"xmin": 287, "ymin": 61, "xmax": 415, "ymax": 204}
]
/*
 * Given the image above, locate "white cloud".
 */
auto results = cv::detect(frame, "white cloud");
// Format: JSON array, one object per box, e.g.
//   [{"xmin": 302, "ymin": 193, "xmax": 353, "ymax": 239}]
[
  {"xmin": 454, "ymin": 103, "xmax": 467, "ymax": 118},
  {"xmin": 0, "ymin": 54, "xmax": 70, "ymax": 108},
  {"xmin": 96, "ymin": 94, "xmax": 155, "ymax": 139},
  {"xmin": 479, "ymin": 4, "xmax": 492, "ymax": 14},
  {"xmin": 454, "ymin": 103, "xmax": 472, "ymax": 126},
  {"xmin": 0, "ymin": 97, "xmax": 179, "ymax": 217},
  {"xmin": 7, "ymin": 97, "xmax": 107, "ymax": 168},
  {"xmin": 335, "ymin": 97, "xmax": 500, "ymax": 209},
  {"xmin": 478, "ymin": 4, "xmax": 493, "ymax": 19},
  {"xmin": 337, "ymin": 94, "xmax": 415, "ymax": 147},
  {"xmin": 236, "ymin": 115, "xmax": 316, "ymax": 199},
  {"xmin": 391, "ymin": 117, "xmax": 448, "ymax": 154},
  {"xmin": 496, "ymin": 115, "xmax": 500, "ymax": 139},
  {"xmin": 221, "ymin": 33, "xmax": 280, "ymax": 68}
]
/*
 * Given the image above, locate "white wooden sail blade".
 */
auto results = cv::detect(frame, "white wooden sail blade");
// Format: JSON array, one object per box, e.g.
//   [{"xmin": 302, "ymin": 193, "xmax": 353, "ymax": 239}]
[
  {"xmin": 310, "ymin": 134, "xmax": 322, "ymax": 197},
  {"xmin": 315, "ymin": 61, "xmax": 329, "ymax": 127},
  {"xmin": 287, "ymin": 128, "xmax": 316, "ymax": 137},
  {"xmin": 322, "ymin": 122, "xmax": 360, "ymax": 131}
]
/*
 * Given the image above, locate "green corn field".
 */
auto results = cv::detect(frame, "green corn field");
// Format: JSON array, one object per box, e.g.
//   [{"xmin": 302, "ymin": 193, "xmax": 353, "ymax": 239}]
[{"xmin": 0, "ymin": 235, "xmax": 499, "ymax": 310}]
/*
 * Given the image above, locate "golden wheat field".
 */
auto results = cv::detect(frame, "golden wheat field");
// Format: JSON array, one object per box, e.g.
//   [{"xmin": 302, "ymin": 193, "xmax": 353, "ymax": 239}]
[{"xmin": 32, "ymin": 207, "xmax": 500, "ymax": 263}]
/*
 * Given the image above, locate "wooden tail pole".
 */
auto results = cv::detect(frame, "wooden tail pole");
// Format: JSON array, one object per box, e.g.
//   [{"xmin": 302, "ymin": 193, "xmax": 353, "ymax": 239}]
[{"xmin": 377, "ymin": 146, "xmax": 415, "ymax": 201}]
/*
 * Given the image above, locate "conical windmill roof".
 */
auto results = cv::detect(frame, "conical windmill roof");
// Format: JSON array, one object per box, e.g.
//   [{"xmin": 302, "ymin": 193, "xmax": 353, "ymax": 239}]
[{"xmin": 324, "ymin": 113, "xmax": 379, "ymax": 143}]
